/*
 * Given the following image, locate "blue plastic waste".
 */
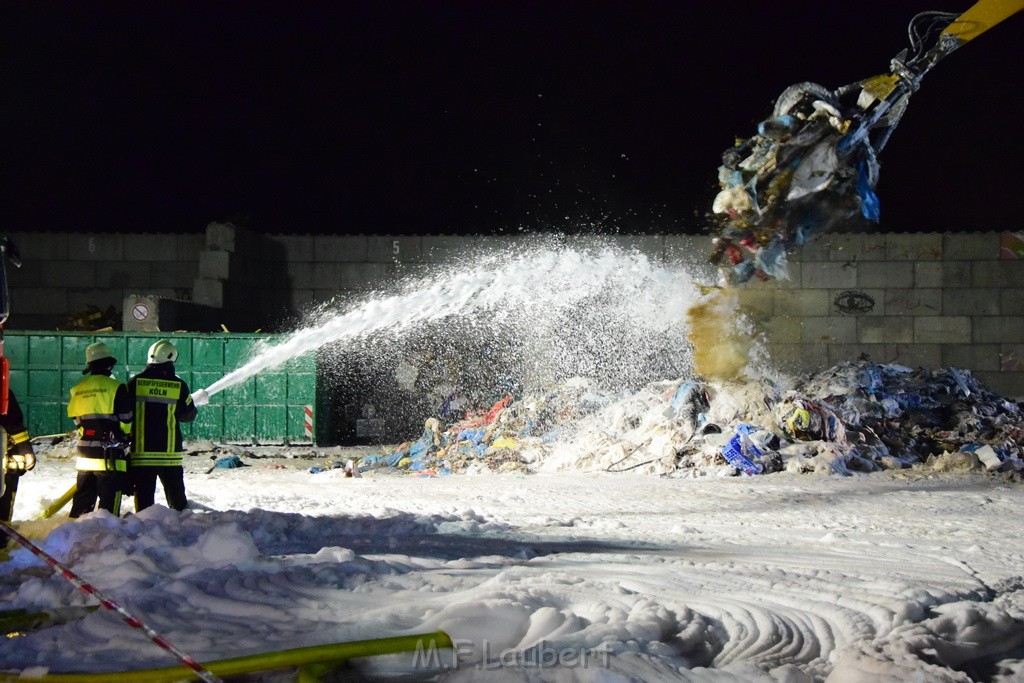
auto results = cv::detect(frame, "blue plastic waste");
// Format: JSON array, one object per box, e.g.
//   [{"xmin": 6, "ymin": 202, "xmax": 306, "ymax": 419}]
[{"xmin": 721, "ymin": 424, "xmax": 764, "ymax": 475}]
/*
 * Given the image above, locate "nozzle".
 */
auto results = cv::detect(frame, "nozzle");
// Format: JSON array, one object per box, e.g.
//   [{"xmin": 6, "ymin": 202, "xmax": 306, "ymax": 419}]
[{"xmin": 191, "ymin": 388, "xmax": 211, "ymax": 407}]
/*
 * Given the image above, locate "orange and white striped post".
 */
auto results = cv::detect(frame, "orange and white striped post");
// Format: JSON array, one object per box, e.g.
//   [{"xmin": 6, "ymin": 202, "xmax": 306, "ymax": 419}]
[{"xmin": 303, "ymin": 404, "xmax": 314, "ymax": 442}]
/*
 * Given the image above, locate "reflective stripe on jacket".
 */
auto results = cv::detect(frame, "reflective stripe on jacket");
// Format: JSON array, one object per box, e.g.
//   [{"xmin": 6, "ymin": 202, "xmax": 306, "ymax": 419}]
[
  {"xmin": 68, "ymin": 374, "xmax": 132, "ymax": 468},
  {"xmin": 128, "ymin": 365, "xmax": 196, "ymax": 467}
]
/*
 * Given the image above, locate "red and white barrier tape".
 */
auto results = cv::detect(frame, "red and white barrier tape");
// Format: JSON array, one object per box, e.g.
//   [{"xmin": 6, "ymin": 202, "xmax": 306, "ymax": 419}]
[{"xmin": 0, "ymin": 521, "xmax": 223, "ymax": 683}]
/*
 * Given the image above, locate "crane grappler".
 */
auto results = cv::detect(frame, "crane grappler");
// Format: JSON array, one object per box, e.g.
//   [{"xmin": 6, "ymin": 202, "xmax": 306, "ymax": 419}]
[{"xmin": 708, "ymin": 0, "xmax": 1023, "ymax": 284}]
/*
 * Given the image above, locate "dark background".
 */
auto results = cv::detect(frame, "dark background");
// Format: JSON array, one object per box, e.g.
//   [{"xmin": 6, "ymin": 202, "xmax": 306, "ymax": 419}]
[{"xmin": 2, "ymin": 1, "xmax": 1021, "ymax": 236}]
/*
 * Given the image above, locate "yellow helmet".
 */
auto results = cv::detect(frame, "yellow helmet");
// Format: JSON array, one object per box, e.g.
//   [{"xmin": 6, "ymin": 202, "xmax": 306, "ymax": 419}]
[
  {"xmin": 83, "ymin": 341, "xmax": 116, "ymax": 372},
  {"xmin": 85, "ymin": 342, "xmax": 114, "ymax": 364},
  {"xmin": 147, "ymin": 339, "xmax": 178, "ymax": 364}
]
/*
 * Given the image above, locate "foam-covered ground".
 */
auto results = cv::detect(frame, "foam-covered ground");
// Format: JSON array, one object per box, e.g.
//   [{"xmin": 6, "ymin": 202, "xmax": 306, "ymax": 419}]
[{"xmin": 2, "ymin": 452, "xmax": 1023, "ymax": 682}]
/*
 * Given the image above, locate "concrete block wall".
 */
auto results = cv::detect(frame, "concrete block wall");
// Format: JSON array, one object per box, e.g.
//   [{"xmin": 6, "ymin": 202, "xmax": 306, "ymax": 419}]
[
  {"xmin": 735, "ymin": 232, "xmax": 1024, "ymax": 399},
  {"xmin": 4, "ymin": 231, "xmax": 202, "ymax": 330},
  {"xmin": 4, "ymin": 229, "xmax": 1023, "ymax": 398}
]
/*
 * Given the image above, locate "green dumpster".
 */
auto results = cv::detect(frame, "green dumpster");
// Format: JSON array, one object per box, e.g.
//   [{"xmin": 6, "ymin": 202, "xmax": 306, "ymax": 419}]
[{"xmin": 4, "ymin": 332, "xmax": 318, "ymax": 445}]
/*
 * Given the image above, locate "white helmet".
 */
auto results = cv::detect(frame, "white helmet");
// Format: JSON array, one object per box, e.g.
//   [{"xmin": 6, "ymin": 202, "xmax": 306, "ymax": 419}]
[{"xmin": 148, "ymin": 339, "xmax": 178, "ymax": 364}]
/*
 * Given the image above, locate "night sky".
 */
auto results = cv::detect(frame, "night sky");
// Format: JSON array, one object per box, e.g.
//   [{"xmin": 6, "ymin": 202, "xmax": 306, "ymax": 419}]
[{"xmin": 3, "ymin": 1, "xmax": 1021, "ymax": 236}]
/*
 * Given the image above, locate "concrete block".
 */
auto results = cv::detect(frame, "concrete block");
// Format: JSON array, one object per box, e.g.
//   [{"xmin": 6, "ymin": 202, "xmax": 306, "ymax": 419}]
[
  {"xmin": 892, "ymin": 344, "xmax": 943, "ymax": 370},
  {"xmin": 124, "ymin": 234, "xmax": 177, "ymax": 261},
  {"xmin": 41, "ymin": 261, "xmax": 95, "ymax": 289},
  {"xmin": 884, "ymin": 289, "xmax": 941, "ymax": 316},
  {"xmin": 885, "ymin": 234, "xmax": 942, "ymax": 261},
  {"xmin": 421, "ymin": 236, "xmax": 482, "ymax": 263},
  {"xmin": 7, "ymin": 261, "xmax": 44, "ymax": 287},
  {"xmin": 312, "ymin": 262, "xmax": 342, "ymax": 288},
  {"xmin": 151, "ymin": 260, "xmax": 198, "ymax": 290},
  {"xmin": 863, "ymin": 235, "xmax": 892, "ymax": 259},
  {"xmin": 368, "ymin": 236, "xmax": 423, "ymax": 263},
  {"xmin": 827, "ymin": 343, "xmax": 896, "ymax": 365},
  {"xmin": 664, "ymin": 235, "xmax": 714, "ymax": 265},
  {"xmin": 973, "ymin": 316, "xmax": 1024, "ymax": 344},
  {"xmin": 943, "ymin": 233, "xmax": 999, "ymax": 261},
  {"xmin": 338, "ymin": 262, "xmax": 395, "ymax": 290},
  {"xmin": 735, "ymin": 289, "xmax": 774, "ymax": 322},
  {"xmin": 974, "ymin": 371, "xmax": 1024, "ymax": 401},
  {"xmin": 774, "ymin": 289, "xmax": 829, "ymax": 317},
  {"xmin": 793, "ymin": 234, "xmax": 831, "ymax": 261},
  {"xmin": 8, "ymin": 232, "xmax": 68, "ymax": 261},
  {"xmin": 759, "ymin": 316, "xmax": 803, "ymax": 343},
  {"xmin": 313, "ymin": 235, "xmax": 369, "ymax": 263},
  {"xmin": 265, "ymin": 234, "xmax": 314, "ymax": 263},
  {"xmin": 205, "ymin": 221, "xmax": 256, "ymax": 253},
  {"xmin": 1000, "ymin": 289, "xmax": 1024, "ymax": 315},
  {"xmin": 192, "ymin": 278, "xmax": 225, "ymax": 308},
  {"xmin": 914, "ymin": 316, "xmax": 971, "ymax": 344},
  {"xmin": 831, "ymin": 288, "xmax": 885, "ymax": 316},
  {"xmin": 827, "ymin": 234, "xmax": 886, "ymax": 262},
  {"xmin": 856, "ymin": 262, "xmax": 913, "ymax": 289},
  {"xmin": 68, "ymin": 234, "xmax": 124, "ymax": 261},
  {"xmin": 800, "ymin": 316, "xmax": 857, "ymax": 344},
  {"xmin": 289, "ymin": 289, "xmax": 319, "ymax": 314},
  {"xmin": 914, "ymin": 262, "xmax": 971, "ymax": 288},
  {"xmin": 971, "ymin": 261, "xmax": 1024, "ymax": 289},
  {"xmin": 765, "ymin": 343, "xmax": 828, "ymax": 375},
  {"xmin": 284, "ymin": 261, "xmax": 314, "ymax": 289},
  {"xmin": 1000, "ymin": 345, "xmax": 1024, "ymax": 372},
  {"xmin": 801, "ymin": 261, "xmax": 856, "ymax": 289},
  {"xmin": 178, "ymin": 234, "xmax": 204, "ymax": 262},
  {"xmin": 199, "ymin": 250, "xmax": 235, "ymax": 280},
  {"xmin": 96, "ymin": 261, "xmax": 152, "ymax": 289},
  {"xmin": 12, "ymin": 288, "xmax": 68, "ymax": 316},
  {"xmin": 859, "ymin": 317, "xmax": 914, "ymax": 344},
  {"xmin": 942, "ymin": 289, "xmax": 1000, "ymax": 316},
  {"xmin": 941, "ymin": 344, "xmax": 1001, "ymax": 372}
]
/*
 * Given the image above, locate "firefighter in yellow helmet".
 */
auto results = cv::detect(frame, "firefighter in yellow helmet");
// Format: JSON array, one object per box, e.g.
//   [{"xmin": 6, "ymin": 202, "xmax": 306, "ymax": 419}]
[
  {"xmin": 67, "ymin": 342, "xmax": 133, "ymax": 518},
  {"xmin": 127, "ymin": 339, "xmax": 197, "ymax": 512},
  {"xmin": 1, "ymin": 389, "xmax": 36, "ymax": 545}
]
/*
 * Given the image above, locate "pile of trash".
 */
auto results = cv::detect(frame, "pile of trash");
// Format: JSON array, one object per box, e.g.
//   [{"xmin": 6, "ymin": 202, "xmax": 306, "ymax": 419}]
[{"xmin": 362, "ymin": 361, "xmax": 1024, "ymax": 479}]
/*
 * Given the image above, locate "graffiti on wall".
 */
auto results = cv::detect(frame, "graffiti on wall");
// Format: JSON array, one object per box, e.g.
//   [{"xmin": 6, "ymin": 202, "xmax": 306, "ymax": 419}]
[{"xmin": 833, "ymin": 290, "xmax": 875, "ymax": 315}]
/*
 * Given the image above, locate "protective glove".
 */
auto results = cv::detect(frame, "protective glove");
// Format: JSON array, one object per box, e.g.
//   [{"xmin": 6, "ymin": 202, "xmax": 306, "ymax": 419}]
[{"xmin": 6, "ymin": 452, "xmax": 34, "ymax": 473}]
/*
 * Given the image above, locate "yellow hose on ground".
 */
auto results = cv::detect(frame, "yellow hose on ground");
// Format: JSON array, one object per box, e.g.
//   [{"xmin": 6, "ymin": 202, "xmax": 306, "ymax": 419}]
[{"xmin": 0, "ymin": 631, "xmax": 454, "ymax": 682}]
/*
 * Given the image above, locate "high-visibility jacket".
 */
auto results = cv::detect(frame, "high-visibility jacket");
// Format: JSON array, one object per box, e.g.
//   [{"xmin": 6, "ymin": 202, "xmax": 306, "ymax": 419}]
[
  {"xmin": 0, "ymin": 391, "xmax": 32, "ymax": 457},
  {"xmin": 68, "ymin": 374, "xmax": 133, "ymax": 472},
  {"xmin": 0, "ymin": 390, "xmax": 33, "ymax": 498},
  {"xmin": 128, "ymin": 363, "xmax": 197, "ymax": 467}
]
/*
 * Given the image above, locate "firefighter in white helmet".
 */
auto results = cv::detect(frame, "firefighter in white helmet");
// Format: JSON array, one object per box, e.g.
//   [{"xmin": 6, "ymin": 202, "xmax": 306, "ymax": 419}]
[
  {"xmin": 126, "ymin": 339, "xmax": 197, "ymax": 512},
  {"xmin": 67, "ymin": 341, "xmax": 133, "ymax": 518}
]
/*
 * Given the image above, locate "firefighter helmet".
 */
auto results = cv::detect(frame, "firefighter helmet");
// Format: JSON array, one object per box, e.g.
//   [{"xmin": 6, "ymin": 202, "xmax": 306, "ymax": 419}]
[
  {"xmin": 85, "ymin": 342, "xmax": 114, "ymax": 364},
  {"xmin": 147, "ymin": 339, "xmax": 178, "ymax": 364}
]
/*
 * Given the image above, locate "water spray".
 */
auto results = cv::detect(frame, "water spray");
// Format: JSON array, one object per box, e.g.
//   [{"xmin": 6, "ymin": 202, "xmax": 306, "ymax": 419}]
[{"xmin": 189, "ymin": 242, "xmax": 714, "ymax": 405}]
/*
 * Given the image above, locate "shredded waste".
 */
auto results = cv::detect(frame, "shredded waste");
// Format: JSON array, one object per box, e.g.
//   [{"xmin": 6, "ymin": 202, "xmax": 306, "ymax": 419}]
[
  {"xmin": 708, "ymin": 8, "xmax": 997, "ymax": 284},
  {"xmin": 361, "ymin": 361, "xmax": 1024, "ymax": 479}
]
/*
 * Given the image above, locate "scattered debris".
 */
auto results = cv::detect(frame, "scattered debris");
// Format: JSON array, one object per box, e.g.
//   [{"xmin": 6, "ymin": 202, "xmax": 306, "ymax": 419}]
[{"xmin": 363, "ymin": 361, "xmax": 1023, "ymax": 479}]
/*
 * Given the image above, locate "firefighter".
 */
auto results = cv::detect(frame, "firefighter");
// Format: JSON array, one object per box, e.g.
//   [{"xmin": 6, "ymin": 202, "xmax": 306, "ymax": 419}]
[
  {"xmin": 1, "ymin": 389, "xmax": 36, "ymax": 543},
  {"xmin": 67, "ymin": 342, "xmax": 133, "ymax": 518},
  {"xmin": 127, "ymin": 339, "xmax": 197, "ymax": 512}
]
